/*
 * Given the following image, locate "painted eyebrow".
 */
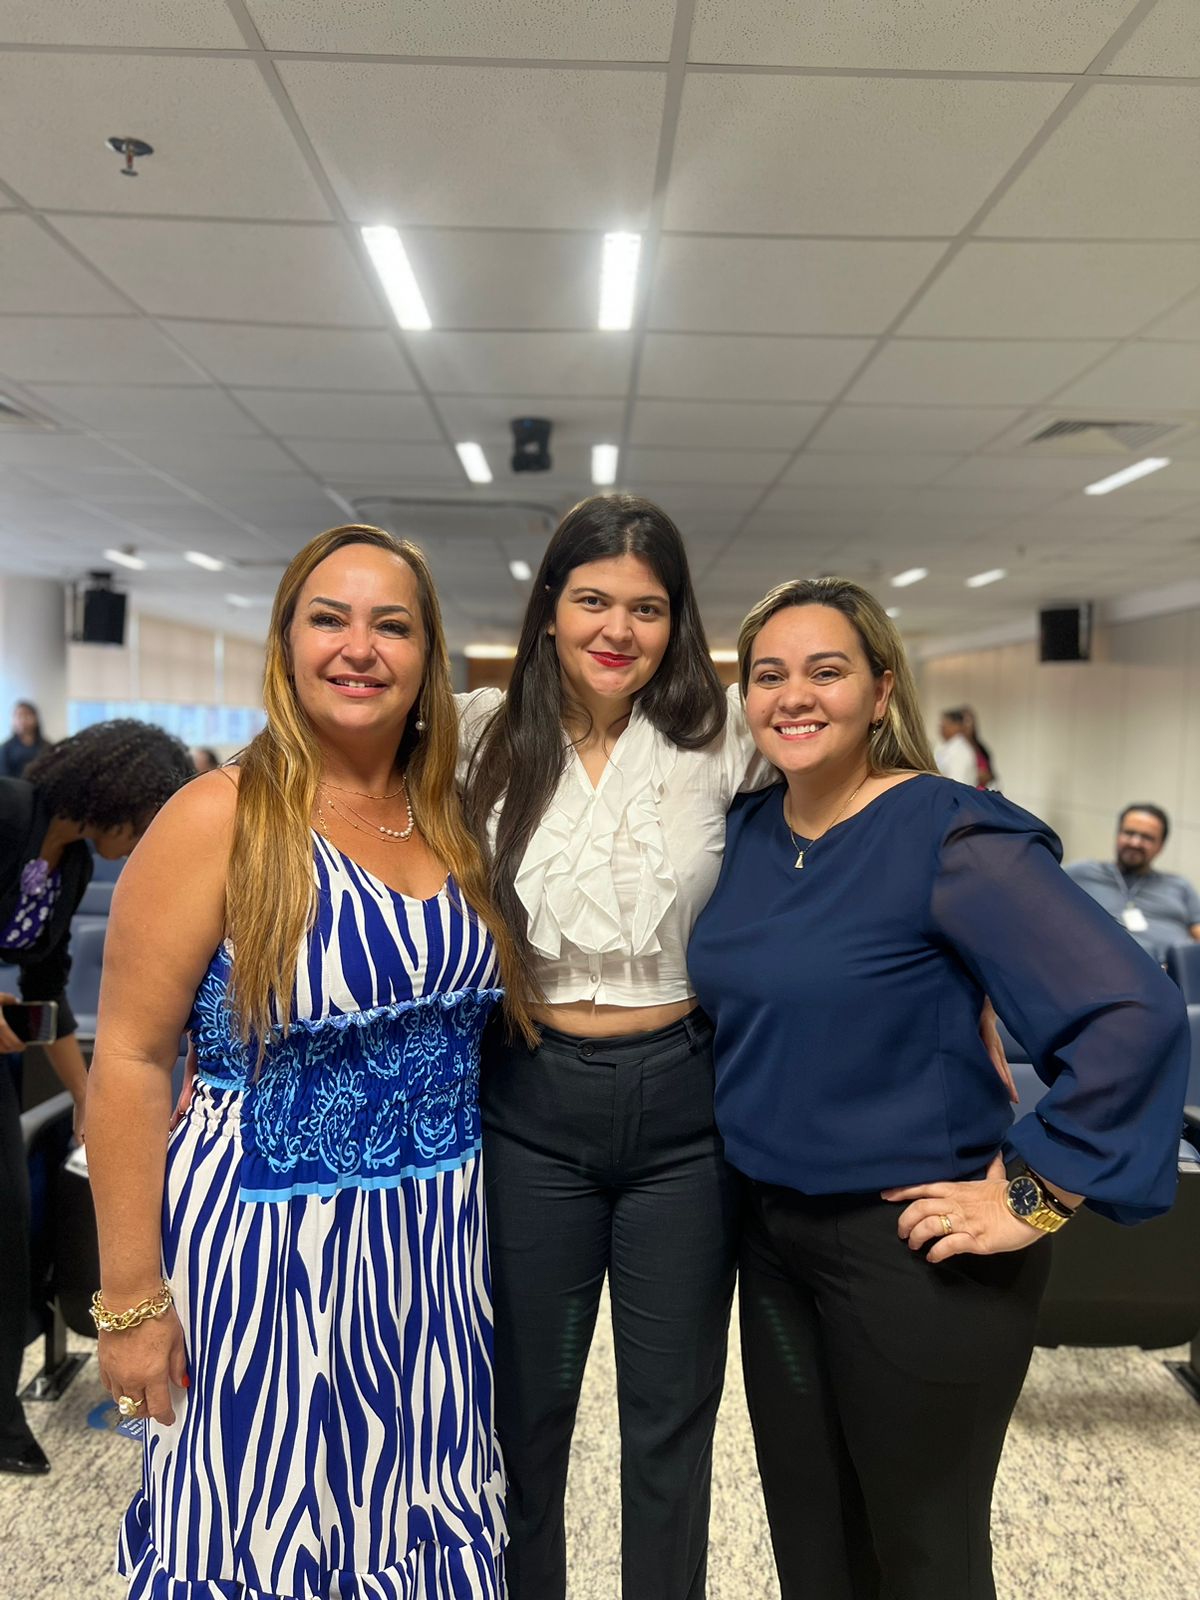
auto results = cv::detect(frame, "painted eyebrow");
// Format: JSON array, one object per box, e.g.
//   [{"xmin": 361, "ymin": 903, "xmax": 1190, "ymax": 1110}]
[
  {"xmin": 566, "ymin": 586, "xmax": 668, "ymax": 603},
  {"xmin": 308, "ymin": 596, "xmax": 413, "ymax": 618}
]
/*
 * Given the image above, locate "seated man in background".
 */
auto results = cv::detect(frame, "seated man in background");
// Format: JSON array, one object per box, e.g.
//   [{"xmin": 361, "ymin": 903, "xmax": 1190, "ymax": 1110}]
[
  {"xmin": 934, "ymin": 707, "xmax": 978, "ymax": 785},
  {"xmin": 1066, "ymin": 804, "xmax": 1200, "ymax": 964}
]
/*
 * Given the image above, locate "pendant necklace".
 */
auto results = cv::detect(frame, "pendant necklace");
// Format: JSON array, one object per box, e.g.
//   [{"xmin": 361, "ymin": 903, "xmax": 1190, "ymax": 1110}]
[
  {"xmin": 785, "ymin": 776, "xmax": 870, "ymax": 871},
  {"xmin": 317, "ymin": 777, "xmax": 414, "ymax": 842}
]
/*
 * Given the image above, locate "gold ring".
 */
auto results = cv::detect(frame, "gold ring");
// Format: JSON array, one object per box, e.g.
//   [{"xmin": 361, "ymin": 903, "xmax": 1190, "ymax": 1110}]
[
  {"xmin": 939, "ymin": 1214, "xmax": 953, "ymax": 1236},
  {"xmin": 116, "ymin": 1395, "xmax": 143, "ymax": 1417}
]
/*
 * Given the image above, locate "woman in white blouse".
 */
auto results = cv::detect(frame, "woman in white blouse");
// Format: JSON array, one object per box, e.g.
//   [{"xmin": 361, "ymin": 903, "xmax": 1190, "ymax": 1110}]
[{"xmin": 460, "ymin": 494, "xmax": 763, "ymax": 1600}]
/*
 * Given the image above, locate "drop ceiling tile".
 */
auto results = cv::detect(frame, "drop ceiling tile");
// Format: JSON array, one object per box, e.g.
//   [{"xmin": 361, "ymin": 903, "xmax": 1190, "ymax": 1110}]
[
  {"xmin": 0, "ymin": 55, "xmax": 330, "ymax": 219},
  {"xmin": 0, "ymin": 433, "xmax": 127, "ymax": 469},
  {"xmin": 1052, "ymin": 343, "xmax": 1200, "ymax": 411},
  {"xmin": 982, "ymin": 85, "xmax": 1200, "ymax": 239},
  {"xmin": 282, "ymin": 439, "xmax": 461, "ymax": 480},
  {"xmin": 234, "ymin": 390, "xmax": 443, "ymax": 441},
  {"xmin": 625, "ymin": 447, "xmax": 789, "ymax": 485},
  {"xmin": 435, "ymin": 395, "xmax": 625, "ymax": 443},
  {"xmin": 54, "ymin": 220, "xmax": 382, "ymax": 326},
  {"xmin": 649, "ymin": 237, "xmax": 945, "ymax": 335},
  {"xmin": 689, "ymin": 0, "xmax": 1140, "ymax": 71},
  {"xmin": 400, "ymin": 231, "xmax": 601, "ymax": 331},
  {"xmin": 630, "ymin": 400, "xmax": 824, "ymax": 450},
  {"xmin": 901, "ymin": 242, "xmax": 1200, "ymax": 339},
  {"xmin": 631, "ymin": 482, "xmax": 765, "ymax": 515},
  {"xmin": 1104, "ymin": 0, "xmax": 1200, "ymax": 77},
  {"xmin": 781, "ymin": 453, "xmax": 963, "ymax": 488},
  {"xmin": 408, "ymin": 333, "xmax": 632, "ymax": 397},
  {"xmin": 0, "ymin": 0, "xmax": 245, "ymax": 45},
  {"xmin": 159, "ymin": 323, "xmax": 418, "ymax": 390},
  {"xmin": 1006, "ymin": 485, "xmax": 1200, "ymax": 520},
  {"xmin": 845, "ymin": 339, "xmax": 1114, "ymax": 405},
  {"xmin": 279, "ymin": 61, "xmax": 663, "ymax": 229},
  {"xmin": 1143, "ymin": 292, "xmax": 1200, "ymax": 342},
  {"xmin": 932, "ymin": 457, "xmax": 1108, "ymax": 491},
  {"xmin": 27, "ymin": 385, "xmax": 264, "ymax": 436},
  {"xmin": 21, "ymin": 467, "xmax": 182, "ymax": 499},
  {"xmin": 808, "ymin": 404, "xmax": 1020, "ymax": 454},
  {"xmin": 640, "ymin": 334, "xmax": 873, "ymax": 402},
  {"xmin": 0, "ymin": 216, "xmax": 128, "ymax": 315},
  {"xmin": 0, "ymin": 317, "xmax": 206, "ymax": 384},
  {"xmin": 665, "ymin": 75, "xmax": 1068, "ymax": 235},
  {"xmin": 246, "ymin": 0, "xmax": 676, "ymax": 59}
]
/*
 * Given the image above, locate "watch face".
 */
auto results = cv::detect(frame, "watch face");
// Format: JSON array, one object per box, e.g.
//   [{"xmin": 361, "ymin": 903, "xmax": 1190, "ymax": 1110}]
[{"xmin": 1008, "ymin": 1175, "xmax": 1041, "ymax": 1218}]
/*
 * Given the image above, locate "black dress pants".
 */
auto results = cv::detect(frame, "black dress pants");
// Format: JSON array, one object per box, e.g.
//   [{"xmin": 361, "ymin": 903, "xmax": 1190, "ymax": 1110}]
[
  {"xmin": 0, "ymin": 1059, "xmax": 36, "ymax": 1453},
  {"xmin": 481, "ymin": 1012, "xmax": 739, "ymax": 1600},
  {"xmin": 739, "ymin": 1178, "xmax": 1051, "ymax": 1600}
]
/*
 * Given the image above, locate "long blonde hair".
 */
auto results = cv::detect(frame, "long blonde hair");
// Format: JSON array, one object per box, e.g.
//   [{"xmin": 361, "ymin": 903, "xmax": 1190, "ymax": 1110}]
[
  {"xmin": 226, "ymin": 524, "xmax": 535, "ymax": 1050},
  {"xmin": 736, "ymin": 577, "xmax": 936, "ymax": 774}
]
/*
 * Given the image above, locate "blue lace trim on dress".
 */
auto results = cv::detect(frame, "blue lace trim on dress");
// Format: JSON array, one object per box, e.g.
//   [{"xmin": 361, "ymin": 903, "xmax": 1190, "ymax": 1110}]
[{"xmin": 187, "ymin": 951, "xmax": 502, "ymax": 1203}]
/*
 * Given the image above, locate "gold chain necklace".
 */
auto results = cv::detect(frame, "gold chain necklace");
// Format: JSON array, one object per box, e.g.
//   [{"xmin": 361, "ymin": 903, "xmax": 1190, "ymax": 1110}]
[
  {"xmin": 785, "ymin": 776, "xmax": 870, "ymax": 871},
  {"xmin": 317, "ymin": 781, "xmax": 414, "ymax": 843},
  {"xmin": 320, "ymin": 775, "xmax": 406, "ymax": 801}
]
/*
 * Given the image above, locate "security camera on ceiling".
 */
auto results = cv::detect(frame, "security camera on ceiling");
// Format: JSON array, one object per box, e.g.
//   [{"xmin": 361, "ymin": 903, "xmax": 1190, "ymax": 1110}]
[{"xmin": 510, "ymin": 416, "xmax": 552, "ymax": 473}]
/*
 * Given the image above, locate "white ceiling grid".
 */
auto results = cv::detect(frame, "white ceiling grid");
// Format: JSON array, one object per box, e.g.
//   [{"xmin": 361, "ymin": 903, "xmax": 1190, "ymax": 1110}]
[{"xmin": 0, "ymin": 0, "xmax": 1193, "ymax": 648}]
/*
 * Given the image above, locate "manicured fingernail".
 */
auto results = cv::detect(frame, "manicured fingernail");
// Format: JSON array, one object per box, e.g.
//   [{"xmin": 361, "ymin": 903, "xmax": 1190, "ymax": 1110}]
[{"xmin": 181, "ymin": 1374, "xmax": 190, "ymax": 1389}]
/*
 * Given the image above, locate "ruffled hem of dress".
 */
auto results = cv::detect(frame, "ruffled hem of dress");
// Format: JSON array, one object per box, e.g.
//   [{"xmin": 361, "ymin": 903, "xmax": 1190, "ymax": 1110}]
[
  {"xmin": 514, "ymin": 707, "xmax": 679, "ymax": 960},
  {"xmin": 117, "ymin": 1497, "xmax": 506, "ymax": 1600}
]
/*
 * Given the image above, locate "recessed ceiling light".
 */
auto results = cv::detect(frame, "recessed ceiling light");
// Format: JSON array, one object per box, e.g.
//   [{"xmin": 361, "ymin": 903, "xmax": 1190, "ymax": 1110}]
[
  {"xmin": 455, "ymin": 442, "xmax": 493, "ymax": 484},
  {"xmin": 592, "ymin": 443, "xmax": 619, "ymax": 486},
  {"xmin": 964, "ymin": 568, "xmax": 1006, "ymax": 588},
  {"xmin": 710, "ymin": 649, "xmax": 738, "ymax": 662},
  {"xmin": 508, "ymin": 559, "xmax": 532, "ymax": 581},
  {"xmin": 464, "ymin": 643, "xmax": 517, "ymax": 660},
  {"xmin": 226, "ymin": 593, "xmax": 253, "ymax": 608},
  {"xmin": 1083, "ymin": 457, "xmax": 1170, "ymax": 496},
  {"xmin": 185, "ymin": 550, "xmax": 225, "ymax": 572},
  {"xmin": 361, "ymin": 225, "xmax": 432, "ymax": 331},
  {"xmin": 103, "ymin": 547, "xmax": 146, "ymax": 571},
  {"xmin": 890, "ymin": 567, "xmax": 928, "ymax": 588},
  {"xmin": 598, "ymin": 233, "xmax": 641, "ymax": 331},
  {"xmin": 885, "ymin": 607, "xmax": 901, "ymax": 619}
]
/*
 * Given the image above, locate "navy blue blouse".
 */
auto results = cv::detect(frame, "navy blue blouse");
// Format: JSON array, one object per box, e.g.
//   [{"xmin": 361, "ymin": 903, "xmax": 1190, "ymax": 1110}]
[{"xmin": 688, "ymin": 776, "xmax": 1188, "ymax": 1224}]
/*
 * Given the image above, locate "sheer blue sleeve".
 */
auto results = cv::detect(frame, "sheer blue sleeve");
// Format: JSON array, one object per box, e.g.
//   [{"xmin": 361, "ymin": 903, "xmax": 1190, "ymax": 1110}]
[{"xmin": 929, "ymin": 789, "xmax": 1189, "ymax": 1224}]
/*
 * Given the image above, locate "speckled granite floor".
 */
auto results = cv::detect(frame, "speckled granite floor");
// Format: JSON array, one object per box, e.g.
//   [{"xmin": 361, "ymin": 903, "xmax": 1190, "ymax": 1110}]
[{"xmin": 3, "ymin": 1298, "xmax": 1196, "ymax": 1600}]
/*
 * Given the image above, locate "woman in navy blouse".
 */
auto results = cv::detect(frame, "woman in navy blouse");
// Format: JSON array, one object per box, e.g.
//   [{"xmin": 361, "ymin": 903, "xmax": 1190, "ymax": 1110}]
[{"xmin": 688, "ymin": 577, "xmax": 1188, "ymax": 1600}]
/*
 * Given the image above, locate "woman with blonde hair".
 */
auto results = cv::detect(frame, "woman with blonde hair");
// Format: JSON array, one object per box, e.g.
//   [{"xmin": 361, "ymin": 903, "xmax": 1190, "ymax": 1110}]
[
  {"xmin": 689, "ymin": 577, "xmax": 1187, "ymax": 1600},
  {"xmin": 86, "ymin": 526, "xmax": 532, "ymax": 1600}
]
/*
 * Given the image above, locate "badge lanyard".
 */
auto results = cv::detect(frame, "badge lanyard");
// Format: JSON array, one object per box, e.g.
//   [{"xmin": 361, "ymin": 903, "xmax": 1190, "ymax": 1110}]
[{"xmin": 1111, "ymin": 865, "xmax": 1149, "ymax": 933}]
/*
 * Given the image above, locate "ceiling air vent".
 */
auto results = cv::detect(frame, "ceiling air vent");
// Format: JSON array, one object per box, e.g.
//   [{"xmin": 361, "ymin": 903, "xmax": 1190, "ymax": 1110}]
[{"xmin": 1023, "ymin": 418, "xmax": 1183, "ymax": 456}]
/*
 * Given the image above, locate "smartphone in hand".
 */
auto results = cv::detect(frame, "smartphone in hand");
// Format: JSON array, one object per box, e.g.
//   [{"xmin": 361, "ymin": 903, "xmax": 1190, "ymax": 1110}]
[{"xmin": 1, "ymin": 1000, "xmax": 59, "ymax": 1046}]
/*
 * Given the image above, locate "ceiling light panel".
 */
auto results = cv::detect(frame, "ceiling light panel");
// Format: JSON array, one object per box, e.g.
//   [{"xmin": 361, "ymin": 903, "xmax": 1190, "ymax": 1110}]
[
  {"xmin": 964, "ymin": 569, "xmax": 1007, "ymax": 588},
  {"xmin": 890, "ymin": 568, "xmax": 929, "ymax": 588},
  {"xmin": 185, "ymin": 550, "xmax": 225, "ymax": 572},
  {"xmin": 455, "ymin": 442, "xmax": 493, "ymax": 485},
  {"xmin": 598, "ymin": 233, "xmax": 641, "ymax": 331},
  {"xmin": 592, "ymin": 444, "xmax": 619, "ymax": 486},
  {"xmin": 103, "ymin": 548, "xmax": 146, "ymax": 570},
  {"xmin": 361, "ymin": 226, "xmax": 433, "ymax": 331},
  {"xmin": 1083, "ymin": 458, "xmax": 1171, "ymax": 496}
]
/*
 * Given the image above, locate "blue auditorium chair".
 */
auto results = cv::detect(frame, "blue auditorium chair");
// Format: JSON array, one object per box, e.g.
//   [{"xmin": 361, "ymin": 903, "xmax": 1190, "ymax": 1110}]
[
  {"xmin": 87, "ymin": 850, "xmax": 124, "ymax": 885},
  {"xmin": 75, "ymin": 880, "xmax": 113, "ymax": 919},
  {"xmin": 1186, "ymin": 1006, "xmax": 1200, "ymax": 1124},
  {"xmin": 65, "ymin": 920, "xmax": 107, "ymax": 1039},
  {"xmin": 1166, "ymin": 942, "xmax": 1200, "ymax": 1003}
]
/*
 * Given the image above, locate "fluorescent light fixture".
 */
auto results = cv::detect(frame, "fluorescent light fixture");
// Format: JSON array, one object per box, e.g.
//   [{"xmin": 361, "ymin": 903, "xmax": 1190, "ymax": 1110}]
[
  {"xmin": 464, "ymin": 643, "xmax": 517, "ymax": 660},
  {"xmin": 885, "ymin": 607, "xmax": 901, "ymax": 619},
  {"xmin": 185, "ymin": 550, "xmax": 225, "ymax": 572},
  {"xmin": 598, "ymin": 232, "xmax": 641, "ymax": 331},
  {"xmin": 360, "ymin": 225, "xmax": 432, "ymax": 331},
  {"xmin": 710, "ymin": 649, "xmax": 738, "ymax": 663},
  {"xmin": 226, "ymin": 593, "xmax": 253, "ymax": 609},
  {"xmin": 103, "ymin": 547, "xmax": 146, "ymax": 571},
  {"xmin": 592, "ymin": 443, "xmax": 619, "ymax": 486},
  {"xmin": 889, "ymin": 567, "xmax": 928, "ymax": 589},
  {"xmin": 965, "ymin": 568, "xmax": 1006, "ymax": 589},
  {"xmin": 455, "ymin": 442, "xmax": 493, "ymax": 484},
  {"xmin": 508, "ymin": 559, "xmax": 533, "ymax": 582},
  {"xmin": 1083, "ymin": 457, "xmax": 1170, "ymax": 496}
]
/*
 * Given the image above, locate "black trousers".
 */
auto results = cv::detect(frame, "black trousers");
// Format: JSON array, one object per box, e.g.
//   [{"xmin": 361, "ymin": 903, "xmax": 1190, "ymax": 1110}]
[
  {"xmin": 739, "ymin": 1179, "xmax": 1051, "ymax": 1600},
  {"xmin": 481, "ymin": 1012, "xmax": 739, "ymax": 1600},
  {"xmin": 0, "ymin": 1059, "xmax": 35, "ymax": 1452}
]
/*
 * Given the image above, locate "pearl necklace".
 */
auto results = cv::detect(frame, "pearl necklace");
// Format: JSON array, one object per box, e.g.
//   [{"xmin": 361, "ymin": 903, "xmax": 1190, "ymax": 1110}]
[{"xmin": 317, "ymin": 778, "xmax": 414, "ymax": 842}]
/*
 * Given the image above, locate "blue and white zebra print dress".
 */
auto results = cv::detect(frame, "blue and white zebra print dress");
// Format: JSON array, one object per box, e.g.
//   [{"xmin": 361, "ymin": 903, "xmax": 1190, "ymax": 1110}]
[{"xmin": 117, "ymin": 834, "xmax": 507, "ymax": 1600}]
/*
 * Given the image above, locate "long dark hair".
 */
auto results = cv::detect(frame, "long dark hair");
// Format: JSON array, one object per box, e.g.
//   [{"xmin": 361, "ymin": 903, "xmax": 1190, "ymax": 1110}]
[{"xmin": 464, "ymin": 494, "xmax": 725, "ymax": 984}]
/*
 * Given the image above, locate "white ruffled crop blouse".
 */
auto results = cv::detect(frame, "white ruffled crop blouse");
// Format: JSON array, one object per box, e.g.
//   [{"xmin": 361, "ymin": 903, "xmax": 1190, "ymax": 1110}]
[{"xmin": 456, "ymin": 685, "xmax": 773, "ymax": 1006}]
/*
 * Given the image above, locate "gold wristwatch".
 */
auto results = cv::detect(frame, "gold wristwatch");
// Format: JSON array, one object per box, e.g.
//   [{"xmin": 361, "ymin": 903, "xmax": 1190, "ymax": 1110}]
[{"xmin": 1004, "ymin": 1168, "xmax": 1077, "ymax": 1235}]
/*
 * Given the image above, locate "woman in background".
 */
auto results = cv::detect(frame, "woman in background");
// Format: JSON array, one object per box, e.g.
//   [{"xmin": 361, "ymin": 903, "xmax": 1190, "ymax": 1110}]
[
  {"xmin": 2, "ymin": 700, "xmax": 51, "ymax": 778},
  {"xmin": 689, "ymin": 577, "xmax": 1187, "ymax": 1600}
]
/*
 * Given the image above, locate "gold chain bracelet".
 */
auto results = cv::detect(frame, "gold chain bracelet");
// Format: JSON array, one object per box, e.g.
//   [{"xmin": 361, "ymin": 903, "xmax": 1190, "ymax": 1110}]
[{"xmin": 89, "ymin": 1278, "xmax": 173, "ymax": 1334}]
